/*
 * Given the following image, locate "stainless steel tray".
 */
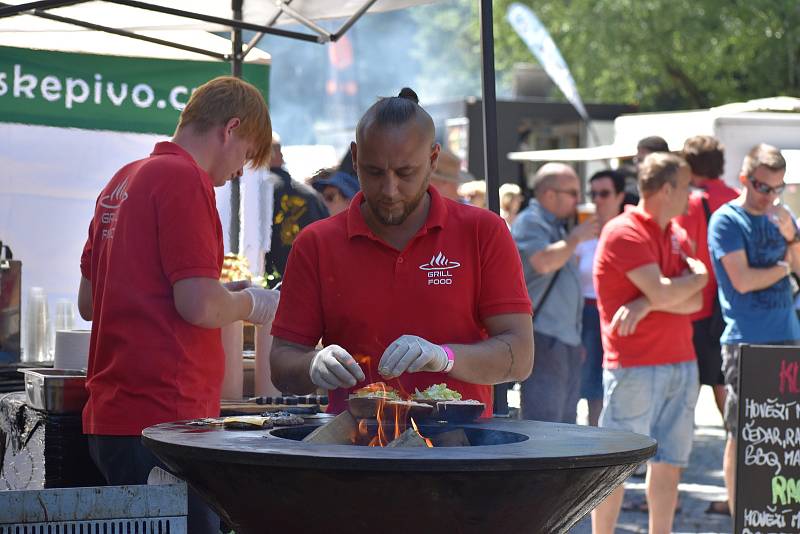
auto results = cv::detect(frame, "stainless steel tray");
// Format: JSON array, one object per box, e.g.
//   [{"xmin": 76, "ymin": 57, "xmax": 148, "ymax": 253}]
[{"xmin": 19, "ymin": 368, "xmax": 88, "ymax": 414}]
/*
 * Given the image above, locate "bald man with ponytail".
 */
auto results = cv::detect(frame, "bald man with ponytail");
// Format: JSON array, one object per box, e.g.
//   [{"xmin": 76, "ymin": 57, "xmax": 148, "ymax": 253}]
[{"xmin": 271, "ymin": 88, "xmax": 534, "ymax": 418}]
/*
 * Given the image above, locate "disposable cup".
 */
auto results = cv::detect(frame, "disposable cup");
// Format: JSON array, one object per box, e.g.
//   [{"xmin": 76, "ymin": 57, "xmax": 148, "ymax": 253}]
[
  {"xmin": 55, "ymin": 299, "xmax": 76, "ymax": 331},
  {"xmin": 23, "ymin": 287, "xmax": 50, "ymax": 362}
]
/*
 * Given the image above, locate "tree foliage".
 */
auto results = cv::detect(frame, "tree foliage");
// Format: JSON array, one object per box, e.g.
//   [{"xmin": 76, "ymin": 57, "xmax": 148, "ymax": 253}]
[{"xmin": 411, "ymin": 0, "xmax": 800, "ymax": 110}]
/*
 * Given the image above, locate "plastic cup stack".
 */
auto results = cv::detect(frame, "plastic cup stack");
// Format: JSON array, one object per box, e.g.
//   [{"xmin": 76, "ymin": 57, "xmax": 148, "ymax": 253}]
[
  {"xmin": 23, "ymin": 287, "xmax": 51, "ymax": 363},
  {"xmin": 55, "ymin": 299, "xmax": 76, "ymax": 331}
]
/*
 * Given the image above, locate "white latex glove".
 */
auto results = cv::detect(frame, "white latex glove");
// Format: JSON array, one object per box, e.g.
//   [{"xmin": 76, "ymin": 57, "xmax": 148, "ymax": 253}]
[
  {"xmin": 243, "ymin": 287, "xmax": 280, "ymax": 325},
  {"xmin": 309, "ymin": 345, "xmax": 366, "ymax": 390},
  {"xmin": 378, "ymin": 335, "xmax": 447, "ymax": 378},
  {"xmin": 223, "ymin": 280, "xmax": 252, "ymax": 292}
]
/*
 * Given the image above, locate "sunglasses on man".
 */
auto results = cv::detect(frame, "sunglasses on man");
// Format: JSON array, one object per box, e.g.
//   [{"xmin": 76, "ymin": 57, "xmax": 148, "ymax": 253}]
[
  {"xmin": 749, "ymin": 176, "xmax": 786, "ymax": 196},
  {"xmin": 589, "ymin": 190, "xmax": 613, "ymax": 200},
  {"xmin": 552, "ymin": 188, "xmax": 579, "ymax": 198}
]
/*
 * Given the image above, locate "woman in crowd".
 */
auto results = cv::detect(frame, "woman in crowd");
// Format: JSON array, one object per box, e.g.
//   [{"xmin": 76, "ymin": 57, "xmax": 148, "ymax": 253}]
[{"xmin": 576, "ymin": 169, "xmax": 626, "ymax": 426}]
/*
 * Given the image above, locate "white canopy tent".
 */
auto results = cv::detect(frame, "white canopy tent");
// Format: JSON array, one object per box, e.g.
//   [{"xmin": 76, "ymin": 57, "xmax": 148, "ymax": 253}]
[
  {"xmin": 0, "ymin": 31, "xmax": 272, "ymax": 336},
  {"xmin": 508, "ymin": 97, "xmax": 800, "ymax": 176},
  {"xmin": 0, "ymin": 0, "xmax": 456, "ymax": 339},
  {"xmin": 0, "ymin": 0, "xmax": 512, "ymax": 410}
]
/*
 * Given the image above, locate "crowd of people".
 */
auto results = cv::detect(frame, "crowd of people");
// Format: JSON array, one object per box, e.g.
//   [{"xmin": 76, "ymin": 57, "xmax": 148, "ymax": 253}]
[
  {"xmin": 77, "ymin": 73, "xmax": 797, "ymax": 534},
  {"xmin": 273, "ymin": 117, "xmax": 800, "ymax": 533},
  {"xmin": 510, "ymin": 135, "xmax": 799, "ymax": 534}
]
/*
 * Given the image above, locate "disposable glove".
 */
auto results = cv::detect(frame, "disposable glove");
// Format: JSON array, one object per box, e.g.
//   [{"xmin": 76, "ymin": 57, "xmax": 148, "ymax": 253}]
[
  {"xmin": 243, "ymin": 287, "xmax": 280, "ymax": 325},
  {"xmin": 223, "ymin": 280, "xmax": 252, "ymax": 292},
  {"xmin": 309, "ymin": 345, "xmax": 366, "ymax": 390},
  {"xmin": 378, "ymin": 335, "xmax": 447, "ymax": 378}
]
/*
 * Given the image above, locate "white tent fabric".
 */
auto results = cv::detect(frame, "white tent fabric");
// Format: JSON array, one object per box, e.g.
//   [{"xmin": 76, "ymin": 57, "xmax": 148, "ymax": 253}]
[
  {"xmin": 0, "ymin": 123, "xmax": 165, "ymax": 331},
  {"xmin": 0, "ymin": 0, "xmax": 438, "ymax": 351},
  {"xmin": 0, "ymin": 26, "xmax": 272, "ymax": 61},
  {"xmin": 508, "ymin": 97, "xmax": 800, "ymax": 163},
  {"xmin": 0, "ymin": 1, "xmax": 435, "ymax": 32},
  {"xmin": 0, "ymin": 1, "xmax": 436, "ymax": 49}
]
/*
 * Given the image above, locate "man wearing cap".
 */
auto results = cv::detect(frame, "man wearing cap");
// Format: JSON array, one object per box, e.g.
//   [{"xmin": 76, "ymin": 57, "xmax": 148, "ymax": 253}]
[
  {"xmin": 312, "ymin": 169, "xmax": 360, "ymax": 216},
  {"xmin": 270, "ymin": 88, "xmax": 533, "ymax": 415},
  {"xmin": 430, "ymin": 149, "xmax": 468, "ymax": 202}
]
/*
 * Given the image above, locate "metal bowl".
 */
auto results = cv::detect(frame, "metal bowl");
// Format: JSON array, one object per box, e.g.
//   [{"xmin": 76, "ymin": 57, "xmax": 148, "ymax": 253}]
[{"xmin": 435, "ymin": 401, "xmax": 485, "ymax": 423}]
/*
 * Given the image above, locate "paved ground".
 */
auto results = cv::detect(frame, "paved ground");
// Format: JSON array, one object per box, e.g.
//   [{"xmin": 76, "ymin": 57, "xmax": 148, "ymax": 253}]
[{"xmin": 510, "ymin": 385, "xmax": 734, "ymax": 533}]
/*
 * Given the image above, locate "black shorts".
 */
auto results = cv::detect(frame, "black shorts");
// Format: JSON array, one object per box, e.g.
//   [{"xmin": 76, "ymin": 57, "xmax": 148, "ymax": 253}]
[{"xmin": 692, "ymin": 317, "xmax": 724, "ymax": 386}]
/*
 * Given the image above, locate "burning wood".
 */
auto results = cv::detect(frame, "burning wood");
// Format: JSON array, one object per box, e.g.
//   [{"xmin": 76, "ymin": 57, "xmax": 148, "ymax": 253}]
[
  {"xmin": 386, "ymin": 427, "xmax": 430, "ymax": 448},
  {"xmin": 302, "ymin": 411, "xmax": 357, "ymax": 445}
]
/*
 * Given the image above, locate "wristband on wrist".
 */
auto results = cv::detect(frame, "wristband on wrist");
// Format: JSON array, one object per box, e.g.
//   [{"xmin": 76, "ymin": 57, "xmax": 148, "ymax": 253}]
[
  {"xmin": 441, "ymin": 344, "xmax": 455, "ymax": 373},
  {"xmin": 777, "ymin": 260, "xmax": 791, "ymax": 277}
]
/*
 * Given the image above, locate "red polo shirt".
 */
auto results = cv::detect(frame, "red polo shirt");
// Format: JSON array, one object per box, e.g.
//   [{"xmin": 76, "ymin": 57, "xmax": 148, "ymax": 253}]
[
  {"xmin": 80, "ymin": 142, "xmax": 224, "ymax": 435},
  {"xmin": 594, "ymin": 206, "xmax": 696, "ymax": 368},
  {"xmin": 272, "ymin": 186, "xmax": 531, "ymax": 416},
  {"xmin": 674, "ymin": 179, "xmax": 739, "ymax": 320}
]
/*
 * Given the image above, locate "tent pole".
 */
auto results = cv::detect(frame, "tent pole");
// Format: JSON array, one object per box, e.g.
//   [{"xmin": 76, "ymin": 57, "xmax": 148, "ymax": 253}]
[
  {"xmin": 0, "ymin": 0, "xmax": 85, "ymax": 18},
  {"xmin": 103, "ymin": 0, "xmax": 323, "ymax": 43},
  {"xmin": 241, "ymin": 0, "xmax": 292, "ymax": 59},
  {"xmin": 0, "ymin": 4, "xmax": 227, "ymax": 60},
  {"xmin": 274, "ymin": 1, "xmax": 331, "ymax": 41},
  {"xmin": 331, "ymin": 0, "xmax": 379, "ymax": 40},
  {"xmin": 228, "ymin": 0, "xmax": 243, "ymax": 254},
  {"xmin": 479, "ymin": 0, "xmax": 509, "ymax": 417},
  {"xmin": 479, "ymin": 0, "xmax": 499, "ymax": 215}
]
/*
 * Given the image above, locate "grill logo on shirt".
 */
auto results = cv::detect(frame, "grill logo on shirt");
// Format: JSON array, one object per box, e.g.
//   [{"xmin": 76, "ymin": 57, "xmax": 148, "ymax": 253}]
[
  {"xmin": 419, "ymin": 252, "xmax": 461, "ymax": 285},
  {"xmin": 99, "ymin": 177, "xmax": 129, "ymax": 209}
]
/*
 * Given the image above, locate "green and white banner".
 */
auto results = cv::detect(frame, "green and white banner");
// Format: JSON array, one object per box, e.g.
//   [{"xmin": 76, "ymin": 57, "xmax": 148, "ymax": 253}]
[{"xmin": 0, "ymin": 46, "xmax": 269, "ymax": 134}]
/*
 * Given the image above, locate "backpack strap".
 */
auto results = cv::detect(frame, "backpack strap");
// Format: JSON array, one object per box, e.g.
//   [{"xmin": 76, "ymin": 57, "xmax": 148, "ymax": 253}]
[
  {"xmin": 701, "ymin": 195, "xmax": 712, "ymax": 223},
  {"xmin": 532, "ymin": 268, "xmax": 561, "ymax": 314}
]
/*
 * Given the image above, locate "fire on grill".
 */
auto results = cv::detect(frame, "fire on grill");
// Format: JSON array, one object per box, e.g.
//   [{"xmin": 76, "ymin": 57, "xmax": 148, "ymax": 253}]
[{"xmin": 301, "ymin": 382, "xmax": 474, "ymax": 448}]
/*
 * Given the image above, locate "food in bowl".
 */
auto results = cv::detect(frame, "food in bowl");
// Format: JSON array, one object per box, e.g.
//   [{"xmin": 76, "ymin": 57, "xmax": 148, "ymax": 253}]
[
  {"xmin": 412, "ymin": 383, "xmax": 463, "ymax": 401},
  {"xmin": 350, "ymin": 382, "xmax": 402, "ymax": 401}
]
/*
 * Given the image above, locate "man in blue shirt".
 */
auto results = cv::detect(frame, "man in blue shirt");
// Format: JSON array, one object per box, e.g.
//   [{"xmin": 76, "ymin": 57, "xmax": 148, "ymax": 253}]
[
  {"xmin": 512, "ymin": 163, "xmax": 598, "ymax": 422},
  {"xmin": 708, "ymin": 143, "xmax": 800, "ymax": 513}
]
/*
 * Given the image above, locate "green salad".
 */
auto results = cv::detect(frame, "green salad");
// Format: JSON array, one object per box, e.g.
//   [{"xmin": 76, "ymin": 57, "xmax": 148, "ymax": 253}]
[{"xmin": 413, "ymin": 383, "xmax": 462, "ymax": 401}]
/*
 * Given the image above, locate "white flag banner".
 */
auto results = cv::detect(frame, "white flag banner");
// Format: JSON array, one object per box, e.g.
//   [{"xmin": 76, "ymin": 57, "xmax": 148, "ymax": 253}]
[{"xmin": 507, "ymin": 3, "xmax": 590, "ymax": 123}]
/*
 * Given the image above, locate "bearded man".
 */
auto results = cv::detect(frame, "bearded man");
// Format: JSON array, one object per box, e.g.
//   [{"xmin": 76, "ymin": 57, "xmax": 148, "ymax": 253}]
[{"xmin": 269, "ymin": 88, "xmax": 533, "ymax": 414}]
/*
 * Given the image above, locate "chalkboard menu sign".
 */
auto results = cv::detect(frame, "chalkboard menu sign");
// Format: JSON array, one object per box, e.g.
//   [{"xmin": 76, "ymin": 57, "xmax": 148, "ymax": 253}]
[{"xmin": 735, "ymin": 344, "xmax": 800, "ymax": 533}]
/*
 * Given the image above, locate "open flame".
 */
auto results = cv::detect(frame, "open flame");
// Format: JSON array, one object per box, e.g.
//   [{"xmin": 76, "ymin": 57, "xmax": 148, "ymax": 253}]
[
  {"xmin": 353, "ymin": 382, "xmax": 434, "ymax": 448},
  {"xmin": 411, "ymin": 417, "xmax": 434, "ymax": 448}
]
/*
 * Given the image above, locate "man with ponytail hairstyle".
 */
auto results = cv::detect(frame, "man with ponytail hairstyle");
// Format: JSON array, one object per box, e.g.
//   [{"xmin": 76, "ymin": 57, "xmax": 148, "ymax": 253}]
[{"xmin": 271, "ymin": 88, "xmax": 534, "ymax": 417}]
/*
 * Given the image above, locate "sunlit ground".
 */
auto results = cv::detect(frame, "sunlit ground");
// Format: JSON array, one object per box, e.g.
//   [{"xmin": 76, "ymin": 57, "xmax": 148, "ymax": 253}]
[{"xmin": 507, "ymin": 385, "xmax": 733, "ymax": 533}]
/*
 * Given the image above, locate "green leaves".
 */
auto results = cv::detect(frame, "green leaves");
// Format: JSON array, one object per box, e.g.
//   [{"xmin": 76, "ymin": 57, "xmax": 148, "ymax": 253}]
[{"xmin": 410, "ymin": 0, "xmax": 800, "ymax": 110}]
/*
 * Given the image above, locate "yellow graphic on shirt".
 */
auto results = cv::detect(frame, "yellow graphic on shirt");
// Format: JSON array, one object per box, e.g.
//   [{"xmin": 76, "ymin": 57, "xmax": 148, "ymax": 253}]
[{"xmin": 274, "ymin": 194, "xmax": 308, "ymax": 246}]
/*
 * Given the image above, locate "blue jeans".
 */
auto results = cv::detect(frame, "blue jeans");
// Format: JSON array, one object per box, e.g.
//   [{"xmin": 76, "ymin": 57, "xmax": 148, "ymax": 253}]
[
  {"xmin": 520, "ymin": 332, "xmax": 582, "ymax": 423},
  {"xmin": 600, "ymin": 361, "xmax": 699, "ymax": 467},
  {"xmin": 580, "ymin": 303, "xmax": 604, "ymax": 401}
]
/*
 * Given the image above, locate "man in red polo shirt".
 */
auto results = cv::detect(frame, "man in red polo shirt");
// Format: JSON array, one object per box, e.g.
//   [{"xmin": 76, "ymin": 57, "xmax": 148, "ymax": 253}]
[
  {"xmin": 78, "ymin": 77, "xmax": 278, "ymax": 534},
  {"xmin": 591, "ymin": 153, "xmax": 708, "ymax": 534},
  {"xmin": 270, "ymin": 88, "xmax": 533, "ymax": 414}
]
